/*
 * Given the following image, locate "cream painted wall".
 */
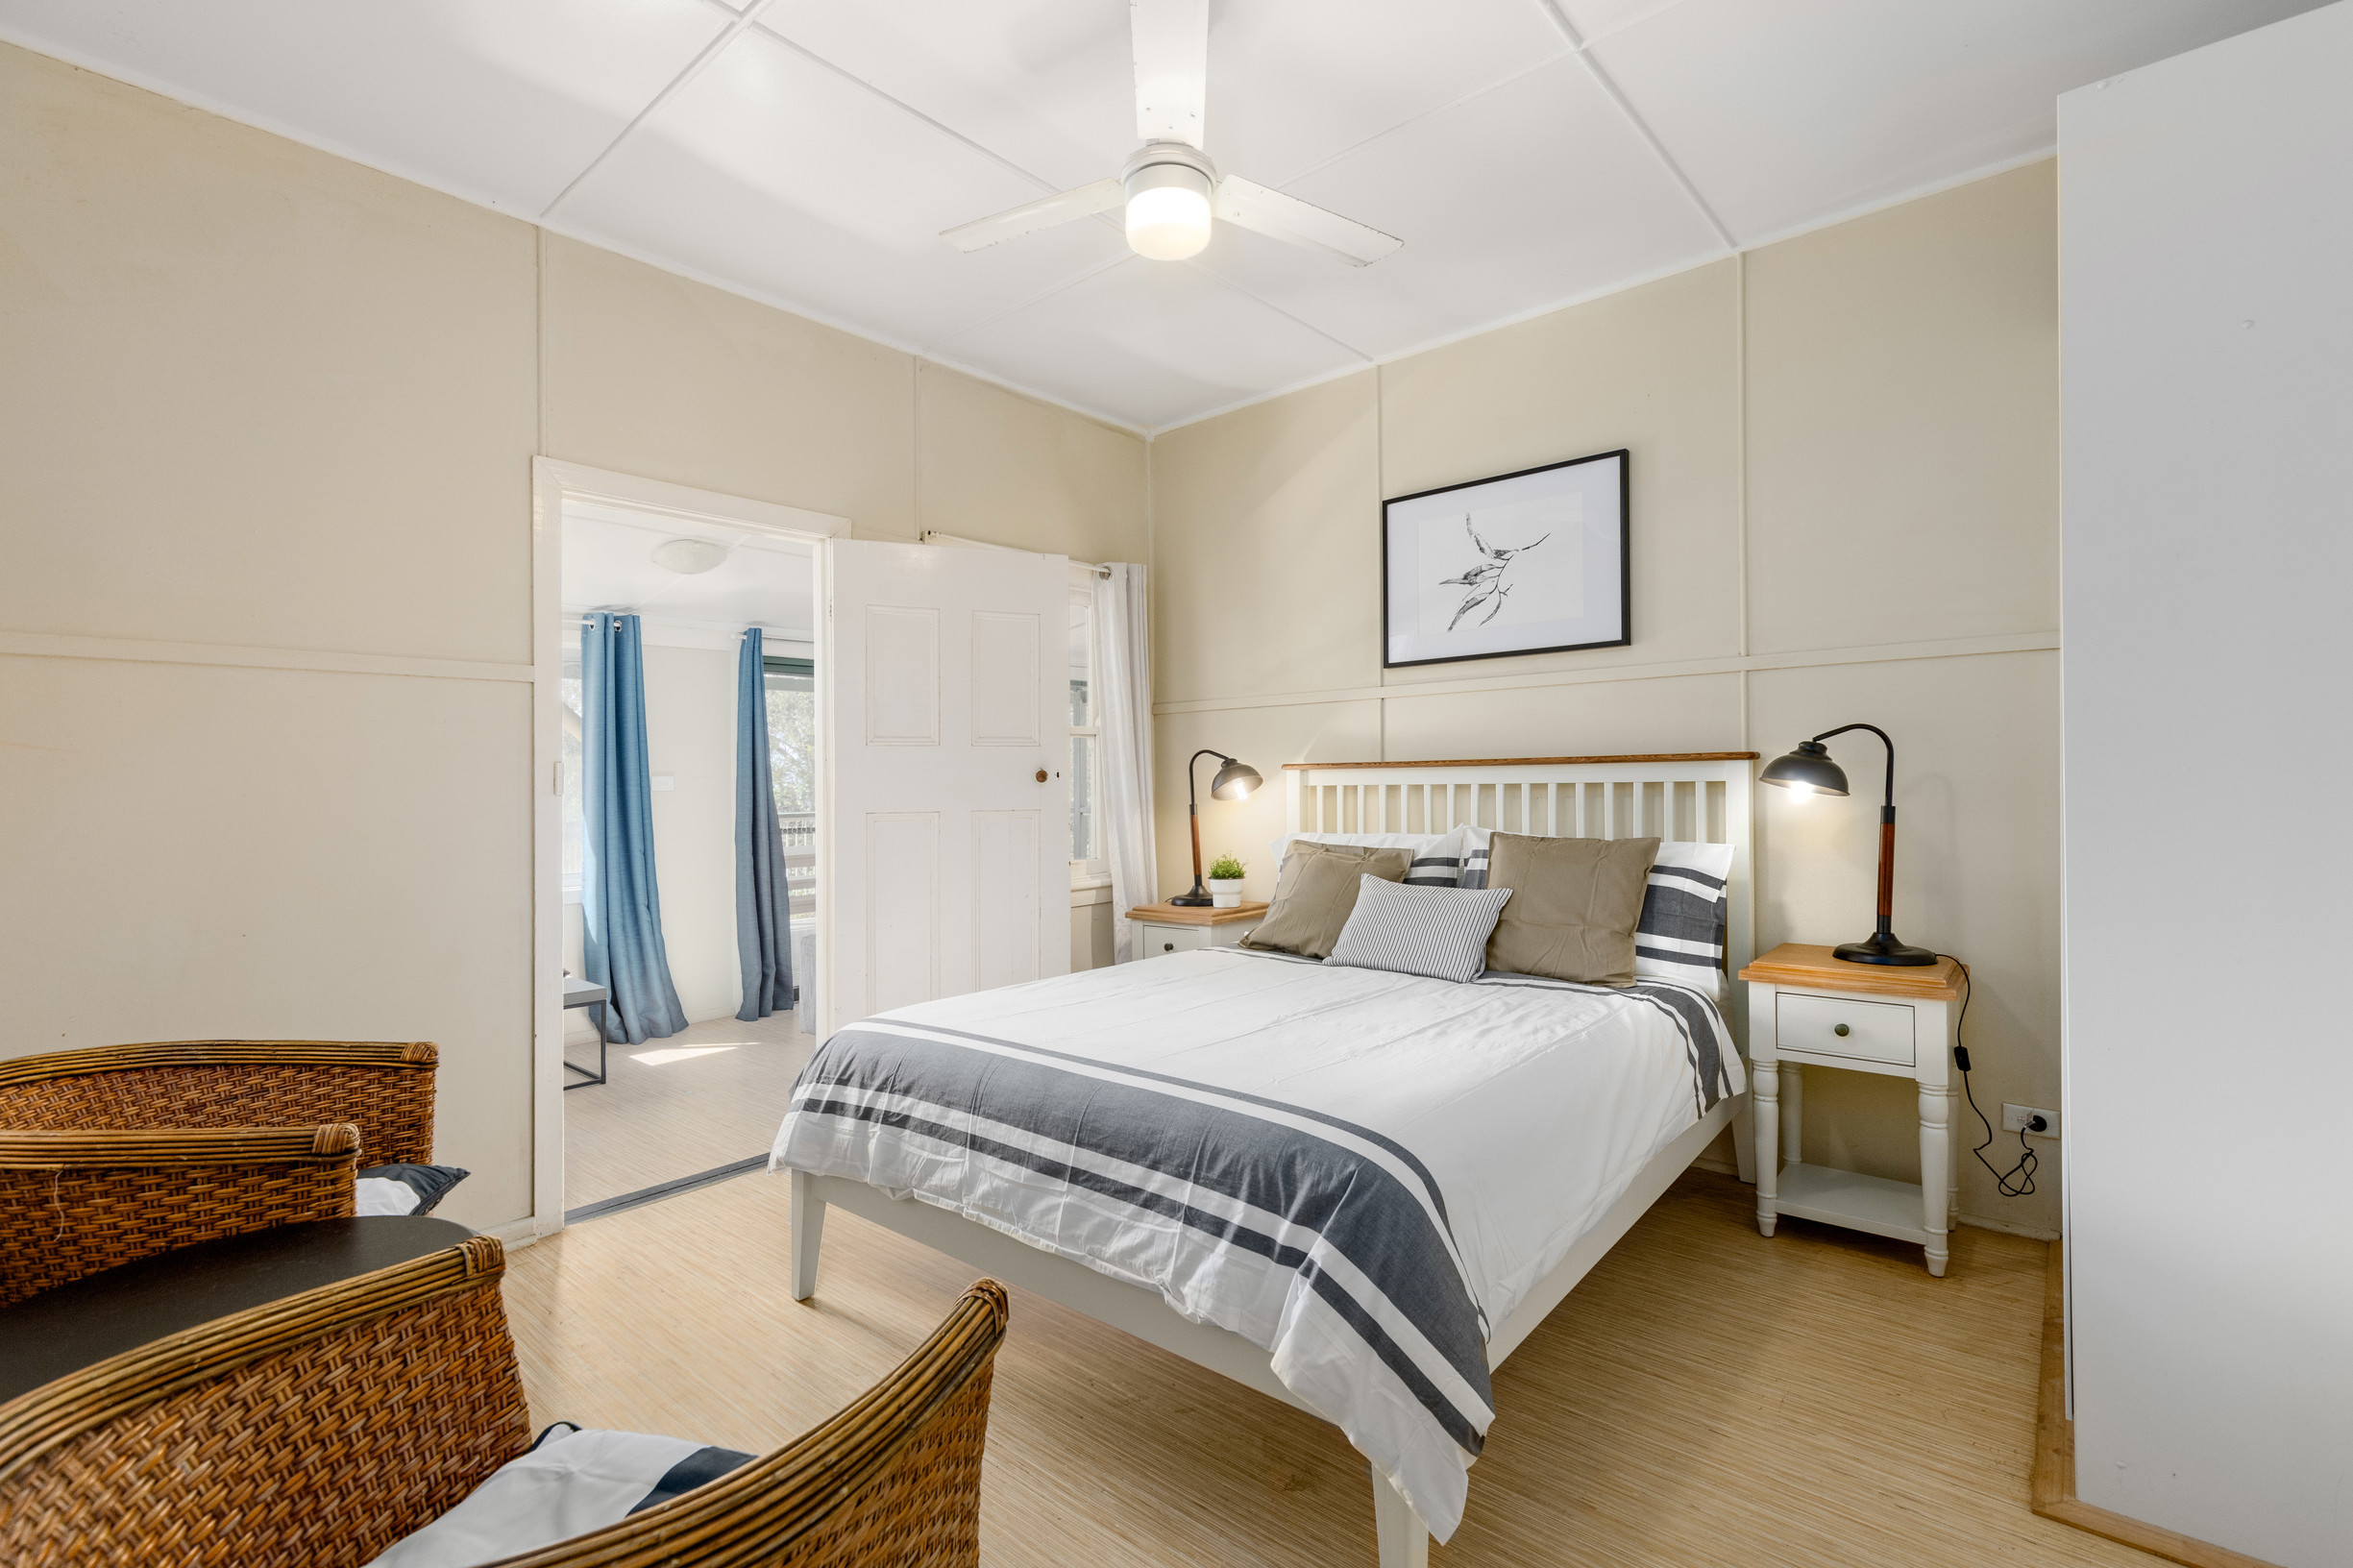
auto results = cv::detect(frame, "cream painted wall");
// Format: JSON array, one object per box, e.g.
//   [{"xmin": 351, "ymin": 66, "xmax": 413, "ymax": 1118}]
[
  {"xmin": 1149, "ymin": 160, "xmax": 2062, "ymax": 1236},
  {"xmin": 0, "ymin": 41, "xmax": 1144, "ymax": 1231}
]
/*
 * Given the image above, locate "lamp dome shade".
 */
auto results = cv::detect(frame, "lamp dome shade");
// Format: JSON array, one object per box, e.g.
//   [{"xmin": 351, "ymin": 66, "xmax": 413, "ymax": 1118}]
[
  {"xmin": 1760, "ymin": 740, "xmax": 1851, "ymax": 796},
  {"xmin": 1209, "ymin": 758, "xmax": 1262, "ymax": 800}
]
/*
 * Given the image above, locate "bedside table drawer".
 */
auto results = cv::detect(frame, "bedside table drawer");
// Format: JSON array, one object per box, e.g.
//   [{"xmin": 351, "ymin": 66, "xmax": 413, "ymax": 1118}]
[
  {"xmin": 1138, "ymin": 924, "xmax": 1208, "ymax": 958},
  {"xmin": 1775, "ymin": 992, "xmax": 1915, "ymax": 1067}
]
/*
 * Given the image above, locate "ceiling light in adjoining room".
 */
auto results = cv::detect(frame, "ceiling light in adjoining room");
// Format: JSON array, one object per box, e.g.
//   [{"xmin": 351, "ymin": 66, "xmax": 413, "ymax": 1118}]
[
  {"xmin": 650, "ymin": 537, "xmax": 729, "ymax": 575},
  {"xmin": 1125, "ymin": 156, "xmax": 1213, "ymax": 261}
]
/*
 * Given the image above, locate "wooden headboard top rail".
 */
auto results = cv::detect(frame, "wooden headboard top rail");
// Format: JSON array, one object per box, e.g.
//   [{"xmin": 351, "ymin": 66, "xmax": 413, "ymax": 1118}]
[{"xmin": 1283, "ymin": 752, "xmax": 1758, "ymax": 771}]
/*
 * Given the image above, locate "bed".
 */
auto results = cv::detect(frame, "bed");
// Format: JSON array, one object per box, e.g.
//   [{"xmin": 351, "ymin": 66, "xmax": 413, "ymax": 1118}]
[{"xmin": 773, "ymin": 754, "xmax": 1758, "ymax": 1566}]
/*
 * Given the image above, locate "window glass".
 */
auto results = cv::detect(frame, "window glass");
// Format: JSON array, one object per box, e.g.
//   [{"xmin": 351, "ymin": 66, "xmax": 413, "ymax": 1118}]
[
  {"xmin": 763, "ymin": 657, "xmax": 815, "ymax": 846},
  {"xmin": 1071, "ymin": 733, "xmax": 1097, "ymax": 863},
  {"xmin": 1068, "ymin": 601, "xmax": 1091, "ymax": 727}
]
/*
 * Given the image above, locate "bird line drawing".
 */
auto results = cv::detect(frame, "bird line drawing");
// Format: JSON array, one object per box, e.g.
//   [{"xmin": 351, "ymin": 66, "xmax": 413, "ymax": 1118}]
[{"xmin": 1437, "ymin": 514, "xmax": 1550, "ymax": 630}]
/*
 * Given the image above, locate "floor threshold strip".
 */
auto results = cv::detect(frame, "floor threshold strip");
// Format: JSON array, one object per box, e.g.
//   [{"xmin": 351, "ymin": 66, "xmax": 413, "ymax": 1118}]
[{"xmin": 565, "ymin": 1155, "xmax": 770, "ymax": 1226}]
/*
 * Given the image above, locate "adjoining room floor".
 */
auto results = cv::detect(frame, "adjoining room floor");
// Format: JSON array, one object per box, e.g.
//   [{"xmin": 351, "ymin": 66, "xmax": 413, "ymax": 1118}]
[
  {"xmin": 504, "ymin": 1169, "xmax": 2165, "ymax": 1568},
  {"xmin": 561, "ymin": 1011, "xmax": 817, "ymax": 1212}
]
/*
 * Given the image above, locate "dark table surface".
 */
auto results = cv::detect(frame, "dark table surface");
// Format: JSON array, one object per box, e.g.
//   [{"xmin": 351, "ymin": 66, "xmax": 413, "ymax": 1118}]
[{"xmin": 0, "ymin": 1216, "xmax": 474, "ymax": 1404}]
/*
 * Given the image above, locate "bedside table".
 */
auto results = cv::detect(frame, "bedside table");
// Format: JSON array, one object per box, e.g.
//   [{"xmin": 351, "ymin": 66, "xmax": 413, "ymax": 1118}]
[
  {"xmin": 1123, "ymin": 901, "xmax": 1268, "ymax": 960},
  {"xmin": 1738, "ymin": 943, "xmax": 1966, "ymax": 1276}
]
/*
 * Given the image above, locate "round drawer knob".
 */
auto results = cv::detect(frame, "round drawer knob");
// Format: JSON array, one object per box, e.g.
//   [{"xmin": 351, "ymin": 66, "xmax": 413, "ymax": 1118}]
[
  {"xmin": 1832, "ymin": 1022, "xmax": 1851, "ymax": 1037},
  {"xmin": 1164, "ymin": 942, "xmax": 1175, "ymax": 952}
]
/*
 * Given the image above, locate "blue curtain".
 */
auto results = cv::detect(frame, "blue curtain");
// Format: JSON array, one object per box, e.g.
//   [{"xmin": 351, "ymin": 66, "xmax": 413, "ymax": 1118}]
[
  {"xmin": 735, "ymin": 629, "xmax": 797, "ymax": 1021},
  {"xmin": 581, "ymin": 612, "xmax": 687, "ymax": 1044}
]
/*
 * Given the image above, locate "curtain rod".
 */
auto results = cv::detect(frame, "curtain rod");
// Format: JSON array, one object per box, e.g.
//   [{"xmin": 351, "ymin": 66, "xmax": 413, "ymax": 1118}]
[
  {"xmin": 563, "ymin": 613, "xmax": 814, "ymax": 637},
  {"xmin": 919, "ymin": 529, "xmax": 1113, "ymax": 576}
]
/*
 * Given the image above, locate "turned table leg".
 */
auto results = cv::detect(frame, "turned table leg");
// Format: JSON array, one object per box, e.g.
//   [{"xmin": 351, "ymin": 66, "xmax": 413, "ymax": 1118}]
[
  {"xmin": 1919, "ymin": 1084, "xmax": 1956, "ymax": 1278},
  {"xmin": 1753, "ymin": 1054, "xmax": 1780, "ymax": 1237}
]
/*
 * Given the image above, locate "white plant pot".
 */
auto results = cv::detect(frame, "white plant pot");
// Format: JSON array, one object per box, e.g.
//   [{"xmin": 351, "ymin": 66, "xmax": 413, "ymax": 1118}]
[{"xmin": 1208, "ymin": 878, "xmax": 1245, "ymax": 908}]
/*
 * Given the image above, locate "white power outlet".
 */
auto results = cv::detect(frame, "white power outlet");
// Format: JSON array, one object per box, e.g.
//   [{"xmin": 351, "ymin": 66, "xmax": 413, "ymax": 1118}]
[{"xmin": 2002, "ymin": 1103, "xmax": 2059, "ymax": 1138}]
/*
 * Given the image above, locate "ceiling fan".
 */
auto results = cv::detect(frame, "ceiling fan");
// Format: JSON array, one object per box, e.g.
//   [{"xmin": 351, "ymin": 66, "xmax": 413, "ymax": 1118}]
[{"xmin": 940, "ymin": 0, "xmax": 1403, "ymax": 267}]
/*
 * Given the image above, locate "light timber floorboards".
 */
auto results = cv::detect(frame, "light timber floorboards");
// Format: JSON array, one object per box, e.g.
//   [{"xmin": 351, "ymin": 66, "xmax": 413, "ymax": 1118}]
[
  {"xmin": 504, "ymin": 1167, "xmax": 2176, "ymax": 1567},
  {"xmin": 561, "ymin": 1012, "xmax": 816, "ymax": 1211}
]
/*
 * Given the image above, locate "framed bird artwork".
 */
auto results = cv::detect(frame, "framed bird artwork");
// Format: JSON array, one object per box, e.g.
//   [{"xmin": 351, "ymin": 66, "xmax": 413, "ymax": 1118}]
[{"xmin": 1381, "ymin": 449, "xmax": 1630, "ymax": 668}]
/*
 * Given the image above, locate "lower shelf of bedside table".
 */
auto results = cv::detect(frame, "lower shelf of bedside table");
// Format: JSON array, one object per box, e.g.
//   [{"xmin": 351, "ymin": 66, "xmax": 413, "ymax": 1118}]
[{"xmin": 1771, "ymin": 1162, "xmax": 1929, "ymax": 1246}]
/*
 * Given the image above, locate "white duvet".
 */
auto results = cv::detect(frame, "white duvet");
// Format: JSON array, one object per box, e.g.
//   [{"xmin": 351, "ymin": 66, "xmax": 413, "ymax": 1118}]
[{"xmin": 774, "ymin": 947, "xmax": 1741, "ymax": 1538}]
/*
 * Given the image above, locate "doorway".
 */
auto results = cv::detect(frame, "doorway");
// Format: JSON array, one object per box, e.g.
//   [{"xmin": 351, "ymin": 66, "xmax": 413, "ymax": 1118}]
[{"xmin": 530, "ymin": 461, "xmax": 845, "ymax": 1233}]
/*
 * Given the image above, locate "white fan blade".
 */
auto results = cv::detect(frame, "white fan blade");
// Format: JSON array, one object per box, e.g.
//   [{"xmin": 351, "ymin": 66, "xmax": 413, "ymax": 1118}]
[
  {"xmin": 941, "ymin": 179, "xmax": 1124, "ymax": 252},
  {"xmin": 1215, "ymin": 176, "xmax": 1403, "ymax": 267},
  {"xmin": 1132, "ymin": 0, "xmax": 1207, "ymax": 148}
]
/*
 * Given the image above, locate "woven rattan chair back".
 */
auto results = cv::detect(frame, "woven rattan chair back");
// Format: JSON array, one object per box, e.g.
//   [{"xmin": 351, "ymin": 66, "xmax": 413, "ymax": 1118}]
[
  {"xmin": 0, "ymin": 1040, "xmax": 439, "ymax": 1164},
  {"xmin": 0, "ymin": 1235, "xmax": 531, "ymax": 1568},
  {"xmin": 0, "ymin": 1124, "xmax": 361, "ymax": 1309},
  {"xmin": 509, "ymin": 1277, "xmax": 1013, "ymax": 1568}
]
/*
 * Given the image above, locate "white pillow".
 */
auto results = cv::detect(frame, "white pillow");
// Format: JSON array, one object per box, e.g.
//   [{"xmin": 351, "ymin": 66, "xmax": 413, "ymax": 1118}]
[
  {"xmin": 1265, "ymin": 833, "xmax": 1444, "ymax": 897},
  {"xmin": 365, "ymin": 1426, "xmax": 754, "ymax": 1568},
  {"xmin": 1326, "ymin": 877, "xmax": 1512, "ymax": 985},
  {"xmin": 1428, "ymin": 826, "xmax": 1733, "ymax": 1001}
]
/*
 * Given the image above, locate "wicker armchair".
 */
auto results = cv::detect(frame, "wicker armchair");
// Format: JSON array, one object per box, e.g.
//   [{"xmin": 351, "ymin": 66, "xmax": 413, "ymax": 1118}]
[
  {"xmin": 0, "ymin": 1040, "xmax": 436, "ymax": 1308},
  {"xmin": 0, "ymin": 1236, "xmax": 1011, "ymax": 1568}
]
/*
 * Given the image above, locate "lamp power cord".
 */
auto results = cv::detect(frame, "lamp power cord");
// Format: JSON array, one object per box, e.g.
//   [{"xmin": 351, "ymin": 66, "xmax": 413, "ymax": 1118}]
[{"xmin": 1942, "ymin": 957, "xmax": 2038, "ymax": 1198}]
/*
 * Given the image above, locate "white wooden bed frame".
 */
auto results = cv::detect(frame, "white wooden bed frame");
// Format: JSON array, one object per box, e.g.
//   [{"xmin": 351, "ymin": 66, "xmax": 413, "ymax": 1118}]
[{"xmin": 790, "ymin": 753, "xmax": 1759, "ymax": 1566}]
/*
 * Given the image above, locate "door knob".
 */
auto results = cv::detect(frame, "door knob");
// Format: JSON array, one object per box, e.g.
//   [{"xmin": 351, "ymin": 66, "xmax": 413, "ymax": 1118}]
[{"xmin": 1035, "ymin": 769, "xmax": 1049, "ymax": 783}]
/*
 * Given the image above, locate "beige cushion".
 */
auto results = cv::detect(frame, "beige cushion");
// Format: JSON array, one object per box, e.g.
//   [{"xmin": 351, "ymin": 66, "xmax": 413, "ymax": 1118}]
[
  {"xmin": 1483, "ymin": 833, "xmax": 1660, "ymax": 986},
  {"xmin": 1241, "ymin": 842, "xmax": 1412, "ymax": 959}
]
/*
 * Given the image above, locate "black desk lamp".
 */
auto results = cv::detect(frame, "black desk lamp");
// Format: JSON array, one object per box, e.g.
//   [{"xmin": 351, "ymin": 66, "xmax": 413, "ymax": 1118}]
[
  {"xmin": 1167, "ymin": 749, "xmax": 1262, "ymax": 907},
  {"xmin": 1760, "ymin": 723, "xmax": 1934, "ymax": 967}
]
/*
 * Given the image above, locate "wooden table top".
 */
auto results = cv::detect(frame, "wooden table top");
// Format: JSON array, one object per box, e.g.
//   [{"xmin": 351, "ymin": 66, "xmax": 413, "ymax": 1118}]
[
  {"xmin": 1124, "ymin": 900, "xmax": 1270, "ymax": 926},
  {"xmin": 1737, "ymin": 943, "xmax": 1965, "ymax": 1001}
]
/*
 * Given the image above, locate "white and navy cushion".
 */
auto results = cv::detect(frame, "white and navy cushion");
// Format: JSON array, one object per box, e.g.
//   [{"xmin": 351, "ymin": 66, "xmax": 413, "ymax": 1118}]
[
  {"xmin": 365, "ymin": 1425, "xmax": 754, "ymax": 1568},
  {"xmin": 1422, "ymin": 827, "xmax": 1730, "ymax": 998},
  {"xmin": 1324, "ymin": 875, "xmax": 1513, "ymax": 985},
  {"xmin": 1632, "ymin": 841, "xmax": 1734, "ymax": 1002},
  {"xmin": 355, "ymin": 1164, "xmax": 470, "ymax": 1217}
]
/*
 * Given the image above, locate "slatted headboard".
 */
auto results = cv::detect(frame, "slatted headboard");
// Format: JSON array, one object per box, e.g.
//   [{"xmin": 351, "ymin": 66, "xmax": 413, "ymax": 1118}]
[{"xmin": 1284, "ymin": 753, "xmax": 1760, "ymax": 1044}]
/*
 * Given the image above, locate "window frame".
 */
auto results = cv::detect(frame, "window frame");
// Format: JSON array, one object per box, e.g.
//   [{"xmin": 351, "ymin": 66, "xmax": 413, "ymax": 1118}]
[{"xmin": 1068, "ymin": 586, "xmax": 1108, "ymax": 887}]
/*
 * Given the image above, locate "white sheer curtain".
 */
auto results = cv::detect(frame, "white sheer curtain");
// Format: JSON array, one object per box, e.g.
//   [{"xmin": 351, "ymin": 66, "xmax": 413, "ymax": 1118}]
[{"xmin": 1094, "ymin": 563, "xmax": 1158, "ymax": 964}]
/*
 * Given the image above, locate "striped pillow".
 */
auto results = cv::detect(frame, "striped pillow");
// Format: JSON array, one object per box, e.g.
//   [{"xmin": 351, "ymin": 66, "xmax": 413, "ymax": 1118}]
[
  {"xmin": 1428, "ymin": 827, "xmax": 1730, "ymax": 998},
  {"xmin": 1633, "ymin": 841, "xmax": 1733, "ymax": 1001},
  {"xmin": 1325, "ymin": 876, "xmax": 1513, "ymax": 985}
]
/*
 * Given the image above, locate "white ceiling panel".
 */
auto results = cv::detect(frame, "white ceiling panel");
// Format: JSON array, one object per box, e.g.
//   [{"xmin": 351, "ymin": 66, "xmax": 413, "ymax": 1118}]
[
  {"xmin": 1583, "ymin": 0, "xmax": 2332, "ymax": 242},
  {"xmin": 563, "ymin": 503, "xmax": 814, "ymax": 636},
  {"xmin": 1188, "ymin": 54, "xmax": 1723, "ymax": 361},
  {"xmin": 555, "ymin": 27, "xmax": 1132, "ymax": 349},
  {"xmin": 756, "ymin": 0, "xmax": 1137, "ymax": 193},
  {"xmin": 0, "ymin": 0, "xmax": 725, "ymax": 213},
  {"xmin": 942, "ymin": 257, "xmax": 1361, "ymax": 429},
  {"xmin": 1199, "ymin": 0, "xmax": 1568, "ymax": 187},
  {"xmin": 6, "ymin": 0, "xmax": 2331, "ymax": 429}
]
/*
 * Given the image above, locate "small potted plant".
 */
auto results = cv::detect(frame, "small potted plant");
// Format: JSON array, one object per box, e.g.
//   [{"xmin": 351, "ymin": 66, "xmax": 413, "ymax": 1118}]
[{"xmin": 1207, "ymin": 855, "xmax": 1247, "ymax": 908}]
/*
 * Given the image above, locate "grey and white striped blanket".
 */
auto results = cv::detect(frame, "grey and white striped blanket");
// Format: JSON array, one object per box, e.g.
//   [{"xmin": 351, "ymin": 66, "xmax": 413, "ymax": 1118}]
[{"xmin": 771, "ymin": 947, "xmax": 1739, "ymax": 1540}]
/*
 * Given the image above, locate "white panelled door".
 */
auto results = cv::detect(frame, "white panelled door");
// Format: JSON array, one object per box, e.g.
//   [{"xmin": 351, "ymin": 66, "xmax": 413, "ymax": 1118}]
[{"xmin": 822, "ymin": 540, "xmax": 1071, "ymax": 1034}]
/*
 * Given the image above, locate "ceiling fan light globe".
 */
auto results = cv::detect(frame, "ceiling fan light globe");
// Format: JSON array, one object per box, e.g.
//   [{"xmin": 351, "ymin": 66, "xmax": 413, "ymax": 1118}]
[{"xmin": 1124, "ymin": 163, "xmax": 1213, "ymax": 260}]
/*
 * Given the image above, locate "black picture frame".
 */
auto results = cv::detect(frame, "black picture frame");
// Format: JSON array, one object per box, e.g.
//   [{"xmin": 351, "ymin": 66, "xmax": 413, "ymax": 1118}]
[{"xmin": 1380, "ymin": 449, "xmax": 1630, "ymax": 670}]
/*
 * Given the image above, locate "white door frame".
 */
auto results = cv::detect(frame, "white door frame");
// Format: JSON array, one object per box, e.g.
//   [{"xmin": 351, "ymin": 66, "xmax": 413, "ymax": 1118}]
[{"xmin": 529, "ymin": 457, "xmax": 846, "ymax": 1237}]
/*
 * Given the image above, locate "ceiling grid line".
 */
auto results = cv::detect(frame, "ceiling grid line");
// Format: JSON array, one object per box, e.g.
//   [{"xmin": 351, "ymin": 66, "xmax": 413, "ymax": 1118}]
[
  {"xmin": 1532, "ymin": 0, "xmax": 1738, "ymax": 250},
  {"xmin": 540, "ymin": 0, "xmax": 782, "ymax": 220}
]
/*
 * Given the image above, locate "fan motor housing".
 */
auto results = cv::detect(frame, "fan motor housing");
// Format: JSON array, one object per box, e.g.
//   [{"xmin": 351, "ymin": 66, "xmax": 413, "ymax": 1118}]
[{"xmin": 1122, "ymin": 140, "xmax": 1217, "ymax": 198}]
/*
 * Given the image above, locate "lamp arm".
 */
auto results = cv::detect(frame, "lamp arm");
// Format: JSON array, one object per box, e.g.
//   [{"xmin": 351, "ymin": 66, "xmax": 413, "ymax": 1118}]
[
  {"xmin": 1185, "ymin": 747, "xmax": 1229, "ymax": 809},
  {"xmin": 1810, "ymin": 723, "xmax": 1895, "ymax": 810}
]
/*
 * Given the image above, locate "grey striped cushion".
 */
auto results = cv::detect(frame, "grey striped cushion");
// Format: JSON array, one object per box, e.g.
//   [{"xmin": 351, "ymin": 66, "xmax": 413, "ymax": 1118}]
[
  {"xmin": 1324, "ymin": 875, "xmax": 1513, "ymax": 984},
  {"xmin": 1632, "ymin": 841, "xmax": 1733, "ymax": 1001}
]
